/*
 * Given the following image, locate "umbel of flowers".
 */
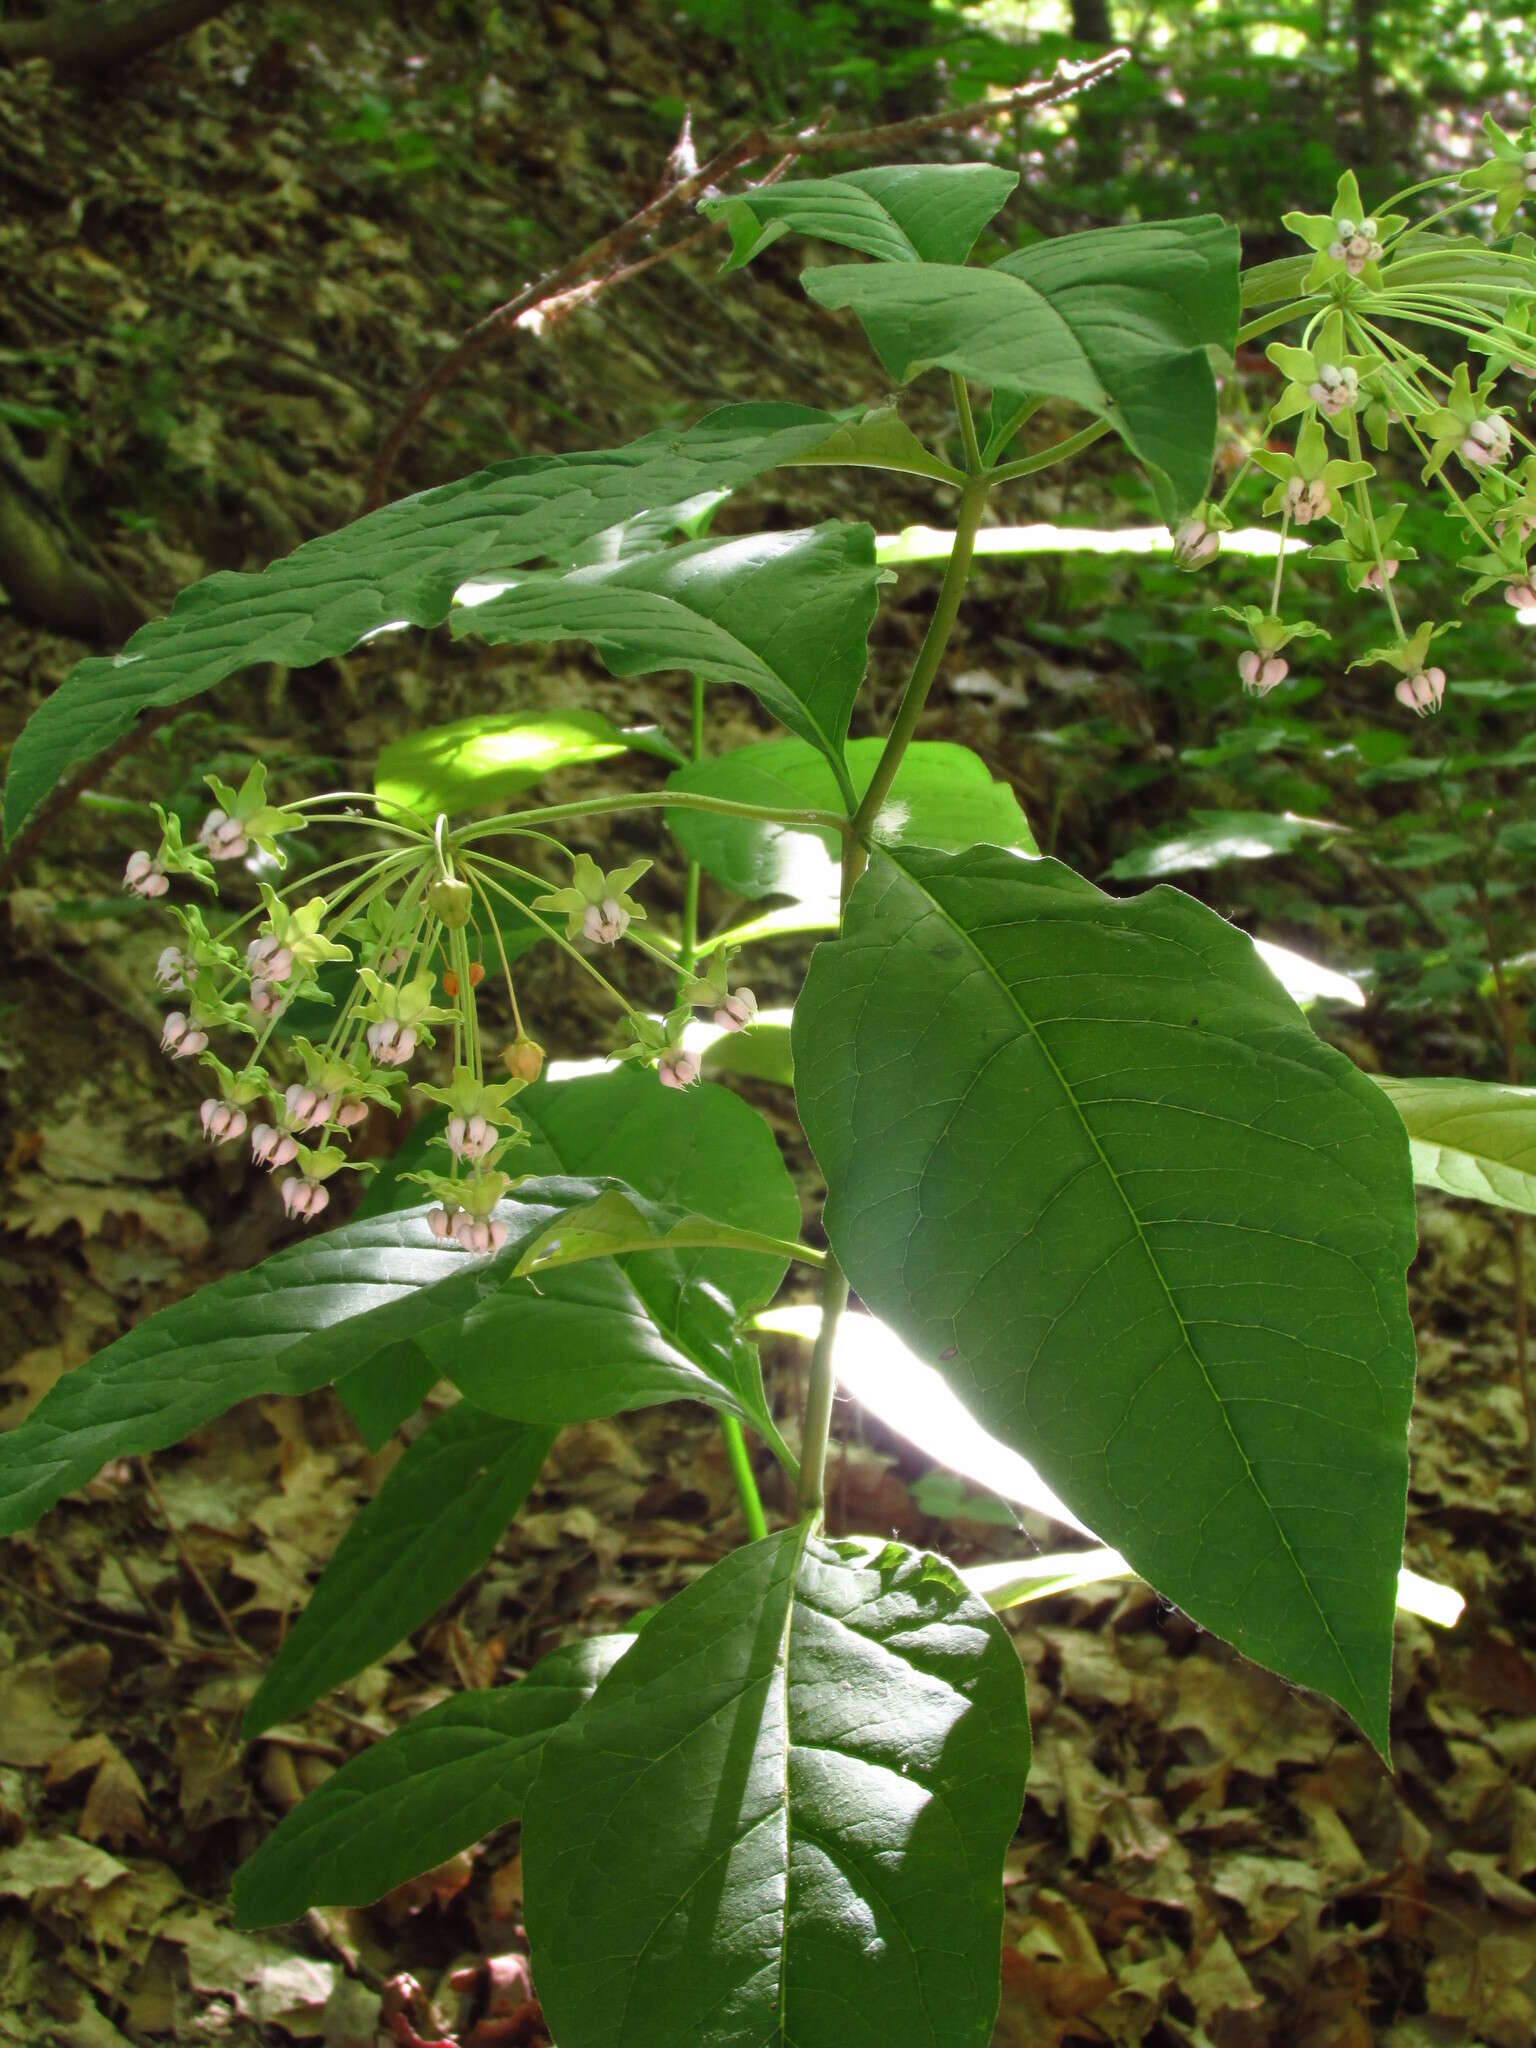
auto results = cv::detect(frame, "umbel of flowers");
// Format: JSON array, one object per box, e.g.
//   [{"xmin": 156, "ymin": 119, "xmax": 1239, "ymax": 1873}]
[
  {"xmin": 1177, "ymin": 135, "xmax": 1536, "ymax": 716},
  {"xmin": 122, "ymin": 771, "xmax": 756, "ymax": 1248}
]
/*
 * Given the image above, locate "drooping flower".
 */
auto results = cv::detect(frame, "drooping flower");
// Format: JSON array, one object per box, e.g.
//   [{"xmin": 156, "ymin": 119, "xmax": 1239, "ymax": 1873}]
[
  {"xmin": 535, "ymin": 853, "xmax": 651, "ymax": 943},
  {"xmin": 658, "ymin": 1049, "xmax": 701, "ymax": 1090},
  {"xmin": 200, "ymin": 1098, "xmax": 248, "ymax": 1144},
  {"xmin": 125, "ymin": 850, "xmax": 169, "ymax": 899},
  {"xmin": 160, "ymin": 1011, "xmax": 208, "ymax": 1058},
  {"xmin": 250, "ymin": 1124, "xmax": 299, "ymax": 1170}
]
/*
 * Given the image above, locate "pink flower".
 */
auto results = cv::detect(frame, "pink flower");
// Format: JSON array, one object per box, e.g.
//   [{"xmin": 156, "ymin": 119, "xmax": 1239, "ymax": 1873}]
[
  {"xmin": 198, "ymin": 809, "xmax": 248, "ymax": 861},
  {"xmin": 161, "ymin": 1011, "xmax": 208, "ymax": 1058},
  {"xmin": 1283, "ymin": 476, "xmax": 1330, "ymax": 525},
  {"xmin": 200, "ymin": 1098, "xmax": 248, "ymax": 1144},
  {"xmin": 658, "ymin": 1050, "xmax": 701, "ymax": 1090},
  {"xmin": 124, "ymin": 850, "xmax": 168, "ymax": 899},
  {"xmin": 582, "ymin": 897, "xmax": 630, "ymax": 945},
  {"xmin": 713, "ymin": 989, "xmax": 757, "ymax": 1033},
  {"xmin": 366, "ymin": 1019, "xmax": 416, "ymax": 1066},
  {"xmin": 1395, "ymin": 667, "xmax": 1446, "ymax": 716},
  {"xmin": 1173, "ymin": 519, "xmax": 1218, "ymax": 568},
  {"xmin": 280, "ymin": 1177, "xmax": 330, "ymax": 1223},
  {"xmin": 246, "ymin": 935, "xmax": 294, "ymax": 983},
  {"xmin": 1460, "ymin": 417, "xmax": 1511, "ymax": 469},
  {"xmin": 335, "ymin": 1099, "xmax": 370, "ymax": 1128},
  {"xmin": 447, "ymin": 1113, "xmax": 496, "ymax": 1161},
  {"xmin": 283, "ymin": 1083, "xmax": 334, "ymax": 1130},
  {"xmin": 1362, "ymin": 560, "xmax": 1399, "ymax": 591},
  {"xmin": 251, "ymin": 1123, "xmax": 298, "ymax": 1170},
  {"xmin": 1504, "ymin": 581, "xmax": 1536, "ymax": 610},
  {"xmin": 1237, "ymin": 651, "xmax": 1288, "ymax": 696},
  {"xmin": 452, "ymin": 1211, "xmax": 507, "ymax": 1255}
]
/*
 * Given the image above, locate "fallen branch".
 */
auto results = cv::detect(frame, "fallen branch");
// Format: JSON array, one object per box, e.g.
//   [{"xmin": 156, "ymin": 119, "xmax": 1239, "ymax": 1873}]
[{"xmin": 364, "ymin": 48, "xmax": 1130, "ymax": 507}]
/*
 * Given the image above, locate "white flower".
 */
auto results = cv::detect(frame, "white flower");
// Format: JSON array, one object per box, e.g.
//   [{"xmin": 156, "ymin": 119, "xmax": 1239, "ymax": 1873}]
[
  {"xmin": 246, "ymin": 935, "xmax": 294, "ymax": 983},
  {"xmin": 1395, "ymin": 667, "xmax": 1446, "ymax": 716},
  {"xmin": 713, "ymin": 988, "xmax": 757, "ymax": 1033},
  {"xmin": 657, "ymin": 1050, "xmax": 701, "ymax": 1090},
  {"xmin": 366, "ymin": 1019, "xmax": 417, "ymax": 1066},
  {"xmin": 161, "ymin": 1011, "xmax": 208, "ymax": 1058},
  {"xmin": 198, "ymin": 809, "xmax": 248, "ymax": 861},
  {"xmin": 199, "ymin": 1098, "xmax": 248, "ymax": 1144},
  {"xmin": 280, "ymin": 1176, "xmax": 330, "ymax": 1222},
  {"xmin": 581, "ymin": 897, "xmax": 630, "ymax": 945},
  {"xmin": 447, "ymin": 1113, "xmax": 496, "ymax": 1162},
  {"xmin": 1238, "ymin": 651, "xmax": 1288, "ymax": 695},
  {"xmin": 251, "ymin": 1123, "xmax": 298, "ymax": 1170},
  {"xmin": 155, "ymin": 945, "xmax": 189, "ymax": 990},
  {"xmin": 124, "ymin": 850, "xmax": 168, "ymax": 899},
  {"xmin": 1283, "ymin": 476, "xmax": 1330, "ymax": 524},
  {"xmin": 1461, "ymin": 416, "xmax": 1511, "ymax": 468}
]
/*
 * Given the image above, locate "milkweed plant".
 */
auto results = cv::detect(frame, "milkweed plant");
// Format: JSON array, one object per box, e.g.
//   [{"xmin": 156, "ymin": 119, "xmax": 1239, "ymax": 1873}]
[{"xmin": 3, "ymin": 123, "xmax": 1534, "ymax": 2048}]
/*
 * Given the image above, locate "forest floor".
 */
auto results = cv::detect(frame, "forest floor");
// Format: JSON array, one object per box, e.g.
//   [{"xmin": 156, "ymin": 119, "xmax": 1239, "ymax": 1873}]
[{"xmin": 2, "ymin": 6, "xmax": 1535, "ymax": 2045}]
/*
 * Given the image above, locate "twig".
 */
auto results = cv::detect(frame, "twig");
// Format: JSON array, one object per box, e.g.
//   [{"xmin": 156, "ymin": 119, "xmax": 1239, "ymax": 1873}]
[{"xmin": 364, "ymin": 49, "xmax": 1129, "ymax": 504}]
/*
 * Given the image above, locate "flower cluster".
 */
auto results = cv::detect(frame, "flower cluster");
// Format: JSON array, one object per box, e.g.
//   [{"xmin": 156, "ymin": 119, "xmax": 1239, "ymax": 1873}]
[
  {"xmin": 124, "ymin": 779, "xmax": 757, "ymax": 1249},
  {"xmin": 1182, "ymin": 138, "xmax": 1536, "ymax": 717}
]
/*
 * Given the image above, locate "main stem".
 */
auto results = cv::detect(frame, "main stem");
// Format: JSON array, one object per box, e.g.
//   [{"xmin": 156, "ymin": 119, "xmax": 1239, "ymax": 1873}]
[
  {"xmin": 678, "ymin": 670, "xmax": 771, "ymax": 1545},
  {"xmin": 799, "ymin": 450, "xmax": 991, "ymax": 1519}
]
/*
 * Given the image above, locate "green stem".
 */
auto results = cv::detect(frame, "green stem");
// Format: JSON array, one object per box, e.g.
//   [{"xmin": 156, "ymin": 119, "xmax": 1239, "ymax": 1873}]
[
  {"xmin": 454, "ymin": 788, "xmax": 851, "ymax": 847},
  {"xmin": 1235, "ymin": 300, "xmax": 1318, "ymax": 347},
  {"xmin": 797, "ymin": 1263, "xmax": 849, "ymax": 1521},
  {"xmin": 679, "ymin": 667, "xmax": 772, "ymax": 1544},
  {"xmin": 847, "ymin": 471, "xmax": 991, "ymax": 887},
  {"xmin": 990, "ymin": 420, "xmax": 1110, "ymax": 485},
  {"xmin": 952, "ymin": 372, "xmax": 982, "ymax": 475}
]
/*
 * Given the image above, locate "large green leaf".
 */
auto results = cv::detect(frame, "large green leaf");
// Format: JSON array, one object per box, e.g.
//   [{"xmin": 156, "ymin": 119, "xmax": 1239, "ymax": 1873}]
[
  {"xmin": 701, "ymin": 163, "xmax": 1018, "ymax": 269},
  {"xmin": 1377, "ymin": 1076, "xmax": 1536, "ymax": 1214},
  {"xmin": 523, "ymin": 1528, "xmax": 1029, "ymax": 2048},
  {"xmin": 801, "ymin": 217, "xmax": 1240, "ymax": 521},
  {"xmin": 242, "ymin": 1404, "xmax": 555, "ymax": 1738},
  {"xmin": 1106, "ymin": 809, "xmax": 1339, "ymax": 881},
  {"xmin": 375, "ymin": 708, "xmax": 682, "ymax": 822},
  {"xmin": 665, "ymin": 735, "xmax": 1034, "ymax": 901},
  {"xmin": 792, "ymin": 847, "xmax": 1418, "ymax": 1755},
  {"xmin": 514, "ymin": 1067, "xmax": 800, "ymax": 1314},
  {"xmin": 0, "ymin": 1175, "xmax": 779, "ymax": 1538},
  {"xmin": 234, "ymin": 1636, "xmax": 628, "ymax": 1927},
  {"xmin": 2, "ymin": 403, "xmax": 849, "ymax": 841},
  {"xmin": 448, "ymin": 523, "xmax": 882, "ymax": 776}
]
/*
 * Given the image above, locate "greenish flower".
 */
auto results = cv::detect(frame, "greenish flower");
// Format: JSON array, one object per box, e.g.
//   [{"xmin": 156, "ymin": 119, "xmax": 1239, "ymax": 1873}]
[
  {"xmin": 1282, "ymin": 171, "xmax": 1407, "ymax": 292},
  {"xmin": 534, "ymin": 853, "xmax": 651, "ymax": 944},
  {"xmin": 1267, "ymin": 312, "xmax": 1377, "ymax": 433},
  {"xmin": 1252, "ymin": 418, "xmax": 1374, "ymax": 526},
  {"xmin": 1458, "ymin": 115, "xmax": 1536, "ymax": 237}
]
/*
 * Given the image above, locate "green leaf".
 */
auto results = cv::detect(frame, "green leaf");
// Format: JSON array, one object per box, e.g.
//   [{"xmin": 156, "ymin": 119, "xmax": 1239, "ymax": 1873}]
[
  {"xmin": 0, "ymin": 1174, "xmax": 777, "ymax": 1538},
  {"xmin": 242, "ymin": 1404, "xmax": 555, "ymax": 1738},
  {"xmin": 523, "ymin": 1528, "xmax": 1029, "ymax": 2048},
  {"xmin": 234, "ymin": 1636, "xmax": 628, "ymax": 1927},
  {"xmin": 702, "ymin": 1020, "xmax": 795, "ymax": 1086},
  {"xmin": 801, "ymin": 216, "xmax": 1240, "ymax": 521},
  {"xmin": 514, "ymin": 1066, "xmax": 801, "ymax": 1315},
  {"xmin": 2, "ymin": 403, "xmax": 852, "ymax": 842},
  {"xmin": 512, "ymin": 1187, "xmax": 808, "ymax": 1279},
  {"xmin": 335, "ymin": 1340, "xmax": 440, "ymax": 1453},
  {"xmin": 375, "ymin": 709, "xmax": 681, "ymax": 821},
  {"xmin": 702, "ymin": 163, "xmax": 1017, "ymax": 269},
  {"xmin": 1106, "ymin": 809, "xmax": 1341, "ymax": 881},
  {"xmin": 449, "ymin": 523, "xmax": 882, "ymax": 776},
  {"xmin": 784, "ymin": 405, "xmax": 964, "ymax": 484},
  {"xmin": 1376, "ymin": 1076, "xmax": 1536, "ymax": 1214},
  {"xmin": 666, "ymin": 736, "xmax": 1034, "ymax": 901},
  {"xmin": 792, "ymin": 848, "xmax": 1418, "ymax": 1755}
]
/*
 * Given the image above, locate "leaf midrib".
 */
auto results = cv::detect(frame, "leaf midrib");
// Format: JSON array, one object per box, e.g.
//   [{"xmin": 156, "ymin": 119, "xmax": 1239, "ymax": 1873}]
[{"xmin": 890, "ymin": 856, "xmax": 1364, "ymax": 1720}]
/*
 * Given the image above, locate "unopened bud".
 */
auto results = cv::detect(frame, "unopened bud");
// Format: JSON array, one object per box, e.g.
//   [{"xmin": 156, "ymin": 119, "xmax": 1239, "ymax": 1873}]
[
  {"xmin": 125, "ymin": 850, "xmax": 168, "ymax": 899},
  {"xmin": 280, "ymin": 1176, "xmax": 331, "ymax": 1223},
  {"xmin": 1173, "ymin": 519, "xmax": 1218, "ymax": 569},
  {"xmin": 161, "ymin": 1011, "xmax": 208, "ymax": 1058},
  {"xmin": 714, "ymin": 989, "xmax": 757, "ymax": 1033},
  {"xmin": 658, "ymin": 1050, "xmax": 701, "ymax": 1090},
  {"xmin": 1395, "ymin": 667, "xmax": 1446, "ymax": 716},
  {"xmin": 503, "ymin": 1035, "xmax": 545, "ymax": 1084},
  {"xmin": 251, "ymin": 1124, "xmax": 298, "ymax": 1170},
  {"xmin": 1505, "ymin": 581, "xmax": 1536, "ymax": 609},
  {"xmin": 200, "ymin": 1098, "xmax": 248, "ymax": 1144},
  {"xmin": 427, "ymin": 876, "xmax": 473, "ymax": 929}
]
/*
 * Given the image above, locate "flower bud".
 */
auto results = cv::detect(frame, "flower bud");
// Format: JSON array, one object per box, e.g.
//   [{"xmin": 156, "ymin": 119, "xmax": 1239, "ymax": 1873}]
[
  {"xmin": 200, "ymin": 1098, "xmax": 248, "ymax": 1144},
  {"xmin": 428, "ymin": 1205, "xmax": 454, "ymax": 1240},
  {"xmin": 335, "ymin": 1099, "xmax": 370, "ymax": 1128},
  {"xmin": 1327, "ymin": 239, "xmax": 1346, "ymax": 262},
  {"xmin": 251, "ymin": 1124, "xmax": 298, "ymax": 1170},
  {"xmin": 1173, "ymin": 519, "xmax": 1218, "ymax": 569},
  {"xmin": 246, "ymin": 935, "xmax": 294, "ymax": 983},
  {"xmin": 427, "ymin": 876, "xmax": 474, "ymax": 929},
  {"xmin": 124, "ymin": 850, "xmax": 169, "ymax": 899},
  {"xmin": 1336, "ymin": 217, "xmax": 1356, "ymax": 240},
  {"xmin": 198, "ymin": 809, "xmax": 248, "ymax": 861},
  {"xmin": 713, "ymin": 988, "xmax": 757, "ymax": 1033},
  {"xmin": 284, "ymin": 1083, "xmax": 335, "ymax": 1130},
  {"xmin": 161, "ymin": 1011, "xmax": 208, "ymax": 1058},
  {"xmin": 1505, "ymin": 581, "xmax": 1536, "ymax": 610},
  {"xmin": 503, "ymin": 1035, "xmax": 545, "ymax": 1084},
  {"xmin": 1238, "ymin": 652, "xmax": 1287, "ymax": 696},
  {"xmin": 582, "ymin": 897, "xmax": 630, "ymax": 945},
  {"xmin": 1395, "ymin": 667, "xmax": 1446, "ymax": 716},
  {"xmin": 280, "ymin": 1176, "xmax": 330, "ymax": 1223},
  {"xmin": 249, "ymin": 979, "xmax": 285, "ymax": 1020},
  {"xmin": 658, "ymin": 1050, "xmax": 701, "ymax": 1090},
  {"xmin": 1362, "ymin": 560, "xmax": 1399, "ymax": 591}
]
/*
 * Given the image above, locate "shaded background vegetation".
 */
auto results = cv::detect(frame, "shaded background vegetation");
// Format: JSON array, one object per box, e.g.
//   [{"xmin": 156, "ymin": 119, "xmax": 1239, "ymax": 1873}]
[{"xmin": 2, "ymin": 2, "xmax": 1536, "ymax": 2043}]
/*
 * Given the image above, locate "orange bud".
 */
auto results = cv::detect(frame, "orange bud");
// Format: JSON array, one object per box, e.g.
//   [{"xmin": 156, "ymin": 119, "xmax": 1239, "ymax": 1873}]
[
  {"xmin": 467, "ymin": 962, "xmax": 485, "ymax": 989},
  {"xmin": 442, "ymin": 970, "xmax": 459, "ymax": 997},
  {"xmin": 503, "ymin": 1035, "xmax": 545, "ymax": 1084}
]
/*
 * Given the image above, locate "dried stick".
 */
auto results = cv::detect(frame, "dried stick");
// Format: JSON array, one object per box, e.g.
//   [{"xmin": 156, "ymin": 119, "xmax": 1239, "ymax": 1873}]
[{"xmin": 364, "ymin": 48, "xmax": 1129, "ymax": 506}]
